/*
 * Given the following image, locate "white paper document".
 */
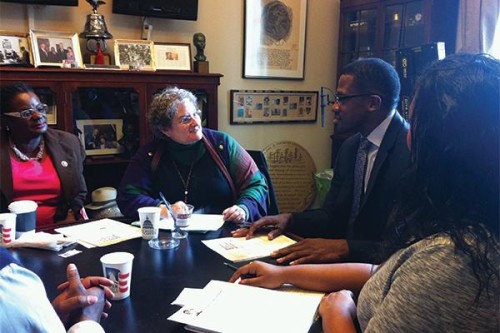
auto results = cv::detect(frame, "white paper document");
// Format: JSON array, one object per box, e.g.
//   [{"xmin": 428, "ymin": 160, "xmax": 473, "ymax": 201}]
[
  {"xmin": 202, "ymin": 235, "xmax": 296, "ymax": 262},
  {"xmin": 168, "ymin": 280, "xmax": 322, "ymax": 333},
  {"xmin": 131, "ymin": 214, "xmax": 225, "ymax": 233},
  {"xmin": 55, "ymin": 219, "xmax": 142, "ymax": 248}
]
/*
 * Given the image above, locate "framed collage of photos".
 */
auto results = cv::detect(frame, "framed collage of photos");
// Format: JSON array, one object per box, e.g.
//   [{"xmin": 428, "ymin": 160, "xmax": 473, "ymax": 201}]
[{"xmin": 230, "ymin": 90, "xmax": 318, "ymax": 124}]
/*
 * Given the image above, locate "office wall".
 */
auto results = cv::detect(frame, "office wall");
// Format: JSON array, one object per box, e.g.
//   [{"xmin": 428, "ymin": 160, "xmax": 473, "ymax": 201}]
[{"xmin": 0, "ymin": 0, "xmax": 340, "ymax": 171}]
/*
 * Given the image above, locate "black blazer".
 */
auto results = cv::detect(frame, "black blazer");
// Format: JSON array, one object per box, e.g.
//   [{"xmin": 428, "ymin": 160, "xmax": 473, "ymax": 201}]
[
  {"xmin": 289, "ymin": 112, "xmax": 411, "ymax": 263},
  {"xmin": 0, "ymin": 129, "xmax": 87, "ymax": 221}
]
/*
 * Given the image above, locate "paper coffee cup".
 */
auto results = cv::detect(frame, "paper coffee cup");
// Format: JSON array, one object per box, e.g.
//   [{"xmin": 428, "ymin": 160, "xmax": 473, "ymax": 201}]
[
  {"xmin": 137, "ymin": 207, "xmax": 161, "ymax": 240},
  {"xmin": 8, "ymin": 200, "xmax": 37, "ymax": 238},
  {"xmin": 100, "ymin": 252, "xmax": 134, "ymax": 300},
  {"xmin": 0, "ymin": 213, "xmax": 17, "ymax": 244}
]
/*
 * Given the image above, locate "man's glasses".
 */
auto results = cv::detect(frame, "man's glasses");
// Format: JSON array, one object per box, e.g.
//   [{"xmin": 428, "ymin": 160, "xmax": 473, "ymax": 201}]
[
  {"xmin": 179, "ymin": 110, "xmax": 202, "ymax": 125},
  {"xmin": 329, "ymin": 93, "xmax": 381, "ymax": 104},
  {"xmin": 4, "ymin": 103, "xmax": 49, "ymax": 119}
]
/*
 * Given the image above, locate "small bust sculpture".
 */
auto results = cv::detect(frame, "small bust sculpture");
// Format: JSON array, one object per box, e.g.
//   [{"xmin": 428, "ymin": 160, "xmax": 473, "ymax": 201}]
[{"xmin": 193, "ymin": 32, "xmax": 206, "ymax": 62}]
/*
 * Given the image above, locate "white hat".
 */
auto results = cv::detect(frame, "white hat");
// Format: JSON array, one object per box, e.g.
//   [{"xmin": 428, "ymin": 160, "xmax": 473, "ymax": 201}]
[{"xmin": 85, "ymin": 187, "xmax": 118, "ymax": 210}]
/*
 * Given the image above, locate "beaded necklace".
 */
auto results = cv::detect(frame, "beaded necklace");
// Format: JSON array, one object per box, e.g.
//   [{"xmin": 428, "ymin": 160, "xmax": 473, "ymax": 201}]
[{"xmin": 9, "ymin": 137, "xmax": 45, "ymax": 161}]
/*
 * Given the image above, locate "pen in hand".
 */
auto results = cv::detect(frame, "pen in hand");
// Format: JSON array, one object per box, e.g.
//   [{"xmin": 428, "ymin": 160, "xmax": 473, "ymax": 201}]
[{"xmin": 224, "ymin": 262, "xmax": 256, "ymax": 280}]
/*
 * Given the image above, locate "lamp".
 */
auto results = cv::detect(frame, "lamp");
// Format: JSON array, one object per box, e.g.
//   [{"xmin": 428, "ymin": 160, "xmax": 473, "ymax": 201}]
[{"xmin": 80, "ymin": 0, "xmax": 113, "ymax": 54}]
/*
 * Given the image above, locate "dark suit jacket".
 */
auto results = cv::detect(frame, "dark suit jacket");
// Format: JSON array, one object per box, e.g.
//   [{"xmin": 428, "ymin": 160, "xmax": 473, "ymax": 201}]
[
  {"xmin": 289, "ymin": 112, "xmax": 411, "ymax": 263},
  {"xmin": 0, "ymin": 129, "xmax": 87, "ymax": 222}
]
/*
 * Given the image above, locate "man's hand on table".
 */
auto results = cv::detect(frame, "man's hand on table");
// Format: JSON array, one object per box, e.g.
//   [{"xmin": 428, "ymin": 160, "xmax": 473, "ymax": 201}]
[
  {"xmin": 230, "ymin": 213, "xmax": 293, "ymax": 239},
  {"xmin": 270, "ymin": 238, "xmax": 349, "ymax": 265}
]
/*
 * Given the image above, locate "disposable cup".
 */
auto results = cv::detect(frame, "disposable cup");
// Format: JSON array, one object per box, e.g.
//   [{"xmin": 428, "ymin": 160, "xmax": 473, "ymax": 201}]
[
  {"xmin": 137, "ymin": 207, "xmax": 161, "ymax": 240},
  {"xmin": 100, "ymin": 252, "xmax": 134, "ymax": 300},
  {"xmin": 0, "ymin": 213, "xmax": 17, "ymax": 244},
  {"xmin": 8, "ymin": 200, "xmax": 37, "ymax": 238}
]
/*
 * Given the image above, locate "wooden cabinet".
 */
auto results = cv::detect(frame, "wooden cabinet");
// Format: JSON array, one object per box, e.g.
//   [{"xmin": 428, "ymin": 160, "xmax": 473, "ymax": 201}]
[
  {"xmin": 338, "ymin": 0, "xmax": 458, "ymax": 72},
  {"xmin": 0, "ymin": 67, "xmax": 222, "ymax": 194}
]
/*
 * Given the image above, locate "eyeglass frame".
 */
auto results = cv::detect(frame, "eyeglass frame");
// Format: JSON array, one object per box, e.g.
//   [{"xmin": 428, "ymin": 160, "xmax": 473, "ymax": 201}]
[
  {"xmin": 178, "ymin": 109, "xmax": 202, "ymax": 125},
  {"xmin": 328, "ymin": 93, "xmax": 382, "ymax": 105},
  {"xmin": 3, "ymin": 103, "xmax": 49, "ymax": 119}
]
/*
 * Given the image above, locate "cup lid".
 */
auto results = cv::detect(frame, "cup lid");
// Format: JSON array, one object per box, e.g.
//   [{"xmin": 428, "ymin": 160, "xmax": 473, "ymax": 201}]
[{"xmin": 8, "ymin": 200, "xmax": 38, "ymax": 213}]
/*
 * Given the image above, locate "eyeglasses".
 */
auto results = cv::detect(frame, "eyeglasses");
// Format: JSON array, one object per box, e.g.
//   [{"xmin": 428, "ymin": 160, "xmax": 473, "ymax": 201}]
[
  {"xmin": 179, "ymin": 110, "xmax": 202, "ymax": 125},
  {"xmin": 3, "ymin": 103, "xmax": 49, "ymax": 119},
  {"xmin": 329, "ymin": 93, "xmax": 381, "ymax": 104}
]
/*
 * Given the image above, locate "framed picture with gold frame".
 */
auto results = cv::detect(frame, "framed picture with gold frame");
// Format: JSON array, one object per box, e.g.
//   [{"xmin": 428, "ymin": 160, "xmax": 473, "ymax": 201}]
[{"xmin": 114, "ymin": 39, "xmax": 155, "ymax": 71}]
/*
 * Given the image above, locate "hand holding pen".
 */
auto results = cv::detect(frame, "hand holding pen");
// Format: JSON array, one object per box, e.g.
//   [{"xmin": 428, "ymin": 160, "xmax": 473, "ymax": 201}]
[{"xmin": 227, "ymin": 261, "xmax": 286, "ymax": 289}]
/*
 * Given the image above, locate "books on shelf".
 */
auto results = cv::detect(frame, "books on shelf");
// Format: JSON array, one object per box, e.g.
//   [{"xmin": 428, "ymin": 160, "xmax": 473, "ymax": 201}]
[{"xmin": 396, "ymin": 42, "xmax": 446, "ymax": 120}]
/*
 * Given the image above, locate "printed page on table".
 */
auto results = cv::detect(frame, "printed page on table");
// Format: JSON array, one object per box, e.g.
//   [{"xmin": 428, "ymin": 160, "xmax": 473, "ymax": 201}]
[
  {"xmin": 55, "ymin": 219, "xmax": 142, "ymax": 248},
  {"xmin": 168, "ymin": 280, "xmax": 321, "ymax": 333},
  {"xmin": 201, "ymin": 235, "xmax": 296, "ymax": 262}
]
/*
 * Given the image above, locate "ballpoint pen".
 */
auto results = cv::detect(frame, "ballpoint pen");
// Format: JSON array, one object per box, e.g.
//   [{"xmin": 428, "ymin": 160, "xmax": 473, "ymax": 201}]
[{"xmin": 223, "ymin": 262, "xmax": 256, "ymax": 279}]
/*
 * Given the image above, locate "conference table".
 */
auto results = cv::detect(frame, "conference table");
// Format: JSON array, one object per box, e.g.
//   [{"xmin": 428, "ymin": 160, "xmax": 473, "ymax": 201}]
[{"xmin": 9, "ymin": 220, "xmax": 279, "ymax": 333}]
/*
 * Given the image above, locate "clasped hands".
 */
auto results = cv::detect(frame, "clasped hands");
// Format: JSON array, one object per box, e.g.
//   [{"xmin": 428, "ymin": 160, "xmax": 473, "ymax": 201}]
[
  {"xmin": 231, "ymin": 214, "xmax": 349, "ymax": 265},
  {"xmin": 52, "ymin": 263, "xmax": 114, "ymax": 328}
]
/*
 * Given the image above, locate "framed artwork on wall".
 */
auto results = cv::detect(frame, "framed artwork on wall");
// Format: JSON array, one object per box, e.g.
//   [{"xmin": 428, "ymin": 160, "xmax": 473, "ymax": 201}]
[
  {"xmin": 230, "ymin": 89, "xmax": 318, "ymax": 124},
  {"xmin": 30, "ymin": 30, "xmax": 83, "ymax": 68},
  {"xmin": 154, "ymin": 42, "xmax": 192, "ymax": 71},
  {"xmin": 0, "ymin": 31, "xmax": 32, "ymax": 66},
  {"xmin": 243, "ymin": 0, "xmax": 308, "ymax": 79}
]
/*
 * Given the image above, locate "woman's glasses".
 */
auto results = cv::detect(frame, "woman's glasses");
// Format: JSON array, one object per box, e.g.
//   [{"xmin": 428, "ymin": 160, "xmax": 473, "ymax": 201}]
[
  {"xmin": 4, "ymin": 103, "xmax": 49, "ymax": 119},
  {"xmin": 179, "ymin": 110, "xmax": 202, "ymax": 125}
]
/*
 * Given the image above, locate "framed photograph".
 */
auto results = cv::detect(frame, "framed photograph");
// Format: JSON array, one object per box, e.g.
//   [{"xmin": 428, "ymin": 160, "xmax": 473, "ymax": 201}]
[
  {"xmin": 76, "ymin": 119, "xmax": 123, "ymax": 156},
  {"xmin": 243, "ymin": 0, "xmax": 308, "ymax": 79},
  {"xmin": 154, "ymin": 42, "xmax": 192, "ymax": 71},
  {"xmin": 0, "ymin": 31, "xmax": 32, "ymax": 66},
  {"xmin": 29, "ymin": 30, "xmax": 83, "ymax": 68},
  {"xmin": 114, "ymin": 39, "xmax": 155, "ymax": 71},
  {"xmin": 230, "ymin": 90, "xmax": 318, "ymax": 124}
]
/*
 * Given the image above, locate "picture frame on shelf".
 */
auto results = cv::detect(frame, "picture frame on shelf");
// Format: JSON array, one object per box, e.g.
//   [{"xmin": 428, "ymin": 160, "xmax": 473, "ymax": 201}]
[
  {"xmin": 0, "ymin": 31, "xmax": 32, "ymax": 66},
  {"xmin": 243, "ymin": 0, "xmax": 308, "ymax": 79},
  {"xmin": 114, "ymin": 39, "xmax": 155, "ymax": 71},
  {"xmin": 76, "ymin": 119, "xmax": 123, "ymax": 156},
  {"xmin": 29, "ymin": 30, "xmax": 83, "ymax": 68},
  {"xmin": 154, "ymin": 42, "xmax": 192, "ymax": 71},
  {"xmin": 230, "ymin": 89, "xmax": 318, "ymax": 124}
]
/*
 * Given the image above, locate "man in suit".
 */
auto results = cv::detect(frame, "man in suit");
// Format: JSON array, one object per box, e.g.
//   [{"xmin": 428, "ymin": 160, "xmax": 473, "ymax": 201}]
[{"xmin": 233, "ymin": 58, "xmax": 411, "ymax": 264}]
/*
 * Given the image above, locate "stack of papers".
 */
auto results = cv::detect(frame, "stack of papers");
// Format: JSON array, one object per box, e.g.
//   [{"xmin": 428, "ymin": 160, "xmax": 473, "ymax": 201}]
[
  {"xmin": 55, "ymin": 219, "xmax": 142, "ymax": 248},
  {"xmin": 131, "ymin": 214, "xmax": 225, "ymax": 233},
  {"xmin": 202, "ymin": 235, "xmax": 296, "ymax": 262},
  {"xmin": 169, "ymin": 280, "xmax": 323, "ymax": 333}
]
